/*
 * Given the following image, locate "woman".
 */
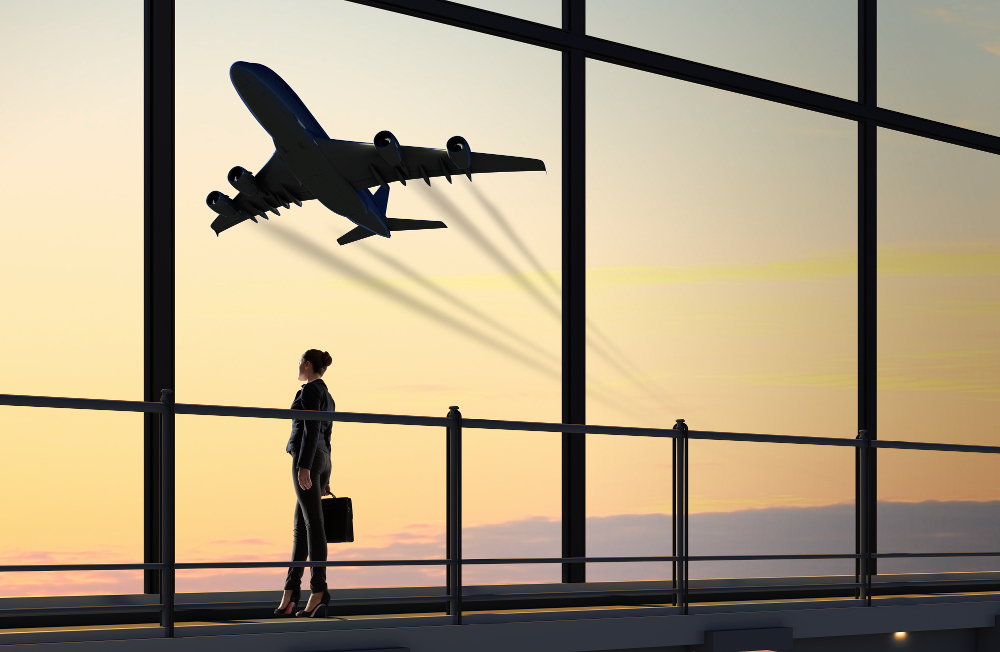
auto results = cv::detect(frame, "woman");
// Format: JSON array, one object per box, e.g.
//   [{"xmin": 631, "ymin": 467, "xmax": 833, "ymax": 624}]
[{"xmin": 275, "ymin": 349, "xmax": 336, "ymax": 618}]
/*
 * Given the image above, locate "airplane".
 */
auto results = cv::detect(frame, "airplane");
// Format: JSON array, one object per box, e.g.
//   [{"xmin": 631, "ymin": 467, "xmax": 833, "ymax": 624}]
[{"xmin": 206, "ymin": 62, "xmax": 546, "ymax": 245}]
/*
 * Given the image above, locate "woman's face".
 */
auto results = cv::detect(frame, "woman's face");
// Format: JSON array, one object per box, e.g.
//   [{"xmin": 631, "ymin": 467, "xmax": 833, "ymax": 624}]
[{"xmin": 297, "ymin": 357, "xmax": 310, "ymax": 381}]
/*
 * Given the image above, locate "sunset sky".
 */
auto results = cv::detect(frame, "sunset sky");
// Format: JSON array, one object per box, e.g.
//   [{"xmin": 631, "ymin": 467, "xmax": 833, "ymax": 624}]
[{"xmin": 0, "ymin": 0, "xmax": 997, "ymax": 597}]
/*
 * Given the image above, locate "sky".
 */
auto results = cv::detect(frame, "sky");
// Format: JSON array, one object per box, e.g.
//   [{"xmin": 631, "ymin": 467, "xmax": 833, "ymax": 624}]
[{"xmin": 0, "ymin": 0, "xmax": 997, "ymax": 597}]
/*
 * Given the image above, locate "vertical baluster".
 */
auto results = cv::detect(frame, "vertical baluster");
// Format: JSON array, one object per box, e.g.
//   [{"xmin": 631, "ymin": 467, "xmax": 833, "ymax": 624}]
[
  {"xmin": 673, "ymin": 419, "xmax": 689, "ymax": 614},
  {"xmin": 447, "ymin": 406, "xmax": 463, "ymax": 624},
  {"xmin": 160, "ymin": 389, "xmax": 175, "ymax": 636},
  {"xmin": 858, "ymin": 430, "xmax": 871, "ymax": 605}
]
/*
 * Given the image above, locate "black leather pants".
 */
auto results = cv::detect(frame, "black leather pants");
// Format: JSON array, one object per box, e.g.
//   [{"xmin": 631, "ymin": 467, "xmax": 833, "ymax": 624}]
[{"xmin": 284, "ymin": 450, "xmax": 332, "ymax": 593}]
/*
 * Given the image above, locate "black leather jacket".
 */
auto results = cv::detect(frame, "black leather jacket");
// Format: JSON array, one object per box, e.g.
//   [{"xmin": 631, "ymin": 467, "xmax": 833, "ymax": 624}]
[{"xmin": 285, "ymin": 378, "xmax": 335, "ymax": 470}]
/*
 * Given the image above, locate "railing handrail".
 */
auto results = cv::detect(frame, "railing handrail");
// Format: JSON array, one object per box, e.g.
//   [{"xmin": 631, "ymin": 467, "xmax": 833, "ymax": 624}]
[
  {"xmin": 5, "ymin": 388, "xmax": 1000, "ymax": 636},
  {"xmin": 0, "ymin": 394, "xmax": 166, "ymax": 413},
  {"xmin": 3, "ymin": 392, "xmax": 999, "ymax": 454}
]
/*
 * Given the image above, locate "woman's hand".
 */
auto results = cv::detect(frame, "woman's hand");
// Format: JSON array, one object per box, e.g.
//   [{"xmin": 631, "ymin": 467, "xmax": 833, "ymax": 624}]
[
  {"xmin": 297, "ymin": 467, "xmax": 312, "ymax": 491},
  {"xmin": 323, "ymin": 484, "xmax": 332, "ymax": 496}
]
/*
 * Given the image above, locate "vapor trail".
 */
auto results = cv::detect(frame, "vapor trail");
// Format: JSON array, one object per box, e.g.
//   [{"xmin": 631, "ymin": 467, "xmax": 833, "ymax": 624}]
[
  {"xmin": 462, "ymin": 185, "xmax": 661, "ymax": 391},
  {"xmin": 264, "ymin": 227, "xmax": 670, "ymax": 422},
  {"xmin": 417, "ymin": 185, "xmax": 561, "ymax": 319},
  {"xmin": 423, "ymin": 185, "xmax": 667, "ymax": 404},
  {"xmin": 587, "ymin": 321, "xmax": 663, "ymax": 391},
  {"xmin": 263, "ymin": 223, "xmax": 558, "ymax": 379},
  {"xmin": 358, "ymin": 243, "xmax": 559, "ymax": 365},
  {"xmin": 467, "ymin": 184, "xmax": 560, "ymax": 297}
]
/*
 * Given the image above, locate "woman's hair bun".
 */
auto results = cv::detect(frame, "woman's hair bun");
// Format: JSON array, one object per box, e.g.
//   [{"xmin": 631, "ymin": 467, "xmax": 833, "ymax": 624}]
[{"xmin": 302, "ymin": 349, "xmax": 333, "ymax": 375}]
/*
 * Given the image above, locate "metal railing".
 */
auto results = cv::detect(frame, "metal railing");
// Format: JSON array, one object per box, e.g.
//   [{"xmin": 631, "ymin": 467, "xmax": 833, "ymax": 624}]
[{"xmin": 2, "ymin": 390, "xmax": 1000, "ymax": 636}]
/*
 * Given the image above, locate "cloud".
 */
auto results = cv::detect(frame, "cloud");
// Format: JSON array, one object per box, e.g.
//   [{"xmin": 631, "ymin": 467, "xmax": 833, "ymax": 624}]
[
  {"xmin": 920, "ymin": 7, "xmax": 965, "ymax": 24},
  {"xmin": 879, "ymin": 243, "xmax": 1000, "ymax": 277},
  {"xmin": 878, "ymin": 349, "xmax": 1000, "ymax": 400},
  {"xmin": 984, "ymin": 42, "xmax": 1000, "ymax": 56},
  {"xmin": 589, "ymin": 255, "xmax": 856, "ymax": 288},
  {"xmin": 382, "ymin": 384, "xmax": 453, "ymax": 392},
  {"xmin": 918, "ymin": 7, "xmax": 1000, "ymax": 31},
  {"xmin": 0, "ymin": 548, "xmax": 145, "ymax": 598},
  {"xmin": 6, "ymin": 503, "xmax": 1000, "ymax": 597},
  {"xmin": 954, "ymin": 118, "xmax": 983, "ymax": 129},
  {"xmin": 712, "ymin": 372, "xmax": 856, "ymax": 390},
  {"xmin": 585, "ymin": 243, "xmax": 1000, "ymax": 288},
  {"xmin": 875, "ymin": 374, "xmax": 1000, "ymax": 398},
  {"xmin": 208, "ymin": 538, "xmax": 272, "ymax": 546}
]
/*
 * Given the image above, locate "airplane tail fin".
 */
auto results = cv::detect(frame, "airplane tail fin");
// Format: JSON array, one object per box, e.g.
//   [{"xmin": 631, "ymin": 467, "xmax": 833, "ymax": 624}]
[
  {"xmin": 373, "ymin": 185, "xmax": 390, "ymax": 215},
  {"xmin": 337, "ymin": 218, "xmax": 447, "ymax": 246},
  {"xmin": 337, "ymin": 226, "xmax": 376, "ymax": 246},
  {"xmin": 384, "ymin": 218, "xmax": 447, "ymax": 232}
]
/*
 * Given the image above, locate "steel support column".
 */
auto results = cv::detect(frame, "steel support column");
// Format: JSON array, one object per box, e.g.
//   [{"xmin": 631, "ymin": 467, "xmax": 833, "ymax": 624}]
[
  {"xmin": 562, "ymin": 0, "xmax": 586, "ymax": 585},
  {"xmin": 857, "ymin": 0, "xmax": 878, "ymax": 590},
  {"xmin": 144, "ymin": 0, "xmax": 175, "ymax": 594}
]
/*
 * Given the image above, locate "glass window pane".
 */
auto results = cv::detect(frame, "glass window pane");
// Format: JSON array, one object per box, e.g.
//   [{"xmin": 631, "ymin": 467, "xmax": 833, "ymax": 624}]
[
  {"xmin": 463, "ymin": 429, "xmax": 561, "ymax": 586},
  {"xmin": 878, "ymin": 129, "xmax": 1000, "ymax": 445},
  {"xmin": 586, "ymin": 62, "xmax": 858, "ymax": 568},
  {"xmin": 587, "ymin": 0, "xmax": 857, "ymax": 100},
  {"xmin": 586, "ymin": 60, "xmax": 857, "ymax": 437},
  {"xmin": 587, "ymin": 436, "xmax": 673, "ymax": 583},
  {"xmin": 0, "ymin": 2, "xmax": 143, "ymax": 599},
  {"xmin": 879, "ymin": 0, "xmax": 1000, "ymax": 137},
  {"xmin": 879, "ymin": 449, "xmax": 1000, "ymax": 575},
  {"xmin": 176, "ymin": 0, "xmax": 559, "ymax": 591},
  {"xmin": 0, "ymin": 2, "xmax": 142, "ymax": 400},
  {"xmin": 689, "ymin": 441, "xmax": 855, "ymax": 583},
  {"xmin": 176, "ymin": 419, "xmax": 444, "ymax": 592},
  {"xmin": 0, "ymin": 409, "xmax": 143, "ymax": 597}
]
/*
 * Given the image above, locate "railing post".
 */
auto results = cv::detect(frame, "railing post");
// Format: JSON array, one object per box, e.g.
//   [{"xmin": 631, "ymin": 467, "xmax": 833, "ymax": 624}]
[
  {"xmin": 673, "ymin": 419, "xmax": 689, "ymax": 614},
  {"xmin": 857, "ymin": 0, "xmax": 879, "ymax": 586},
  {"xmin": 446, "ymin": 406, "xmax": 463, "ymax": 624},
  {"xmin": 857, "ymin": 429, "xmax": 872, "ymax": 605},
  {"xmin": 160, "ymin": 389, "xmax": 175, "ymax": 636}
]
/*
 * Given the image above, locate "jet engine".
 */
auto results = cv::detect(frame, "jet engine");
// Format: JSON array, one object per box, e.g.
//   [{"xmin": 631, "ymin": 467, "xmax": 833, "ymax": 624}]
[
  {"xmin": 374, "ymin": 130, "xmax": 403, "ymax": 168},
  {"xmin": 228, "ymin": 166, "xmax": 263, "ymax": 198},
  {"xmin": 206, "ymin": 191, "xmax": 256, "ymax": 222},
  {"xmin": 446, "ymin": 136, "xmax": 471, "ymax": 170}
]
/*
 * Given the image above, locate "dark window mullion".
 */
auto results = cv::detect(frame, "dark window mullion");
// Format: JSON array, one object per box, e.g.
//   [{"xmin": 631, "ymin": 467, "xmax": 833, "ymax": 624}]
[
  {"xmin": 144, "ymin": 0, "xmax": 175, "ymax": 595},
  {"xmin": 857, "ymin": 0, "xmax": 878, "ymax": 591},
  {"xmin": 562, "ymin": 0, "xmax": 586, "ymax": 585}
]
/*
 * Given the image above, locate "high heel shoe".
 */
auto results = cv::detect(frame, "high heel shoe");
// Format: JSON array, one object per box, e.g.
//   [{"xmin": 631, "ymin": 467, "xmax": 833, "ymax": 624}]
[
  {"xmin": 274, "ymin": 589, "xmax": 300, "ymax": 616},
  {"xmin": 296, "ymin": 589, "xmax": 330, "ymax": 618}
]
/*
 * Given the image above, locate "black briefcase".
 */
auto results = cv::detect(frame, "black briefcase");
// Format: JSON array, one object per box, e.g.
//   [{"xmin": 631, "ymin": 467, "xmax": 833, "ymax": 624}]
[{"xmin": 322, "ymin": 496, "xmax": 354, "ymax": 543}]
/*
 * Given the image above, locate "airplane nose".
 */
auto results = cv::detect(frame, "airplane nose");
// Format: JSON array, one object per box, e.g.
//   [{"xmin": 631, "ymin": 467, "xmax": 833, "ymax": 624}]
[{"xmin": 230, "ymin": 61, "xmax": 261, "ymax": 88}]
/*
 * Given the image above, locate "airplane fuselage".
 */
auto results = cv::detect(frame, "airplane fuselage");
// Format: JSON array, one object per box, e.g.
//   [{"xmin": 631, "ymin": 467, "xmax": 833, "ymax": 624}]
[{"xmin": 229, "ymin": 62, "xmax": 390, "ymax": 237}]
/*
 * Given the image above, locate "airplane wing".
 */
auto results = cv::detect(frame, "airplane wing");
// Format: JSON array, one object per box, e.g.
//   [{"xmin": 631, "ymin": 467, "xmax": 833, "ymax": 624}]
[
  {"xmin": 316, "ymin": 139, "xmax": 546, "ymax": 191},
  {"xmin": 256, "ymin": 151, "xmax": 316, "ymax": 202},
  {"xmin": 210, "ymin": 151, "xmax": 316, "ymax": 235}
]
